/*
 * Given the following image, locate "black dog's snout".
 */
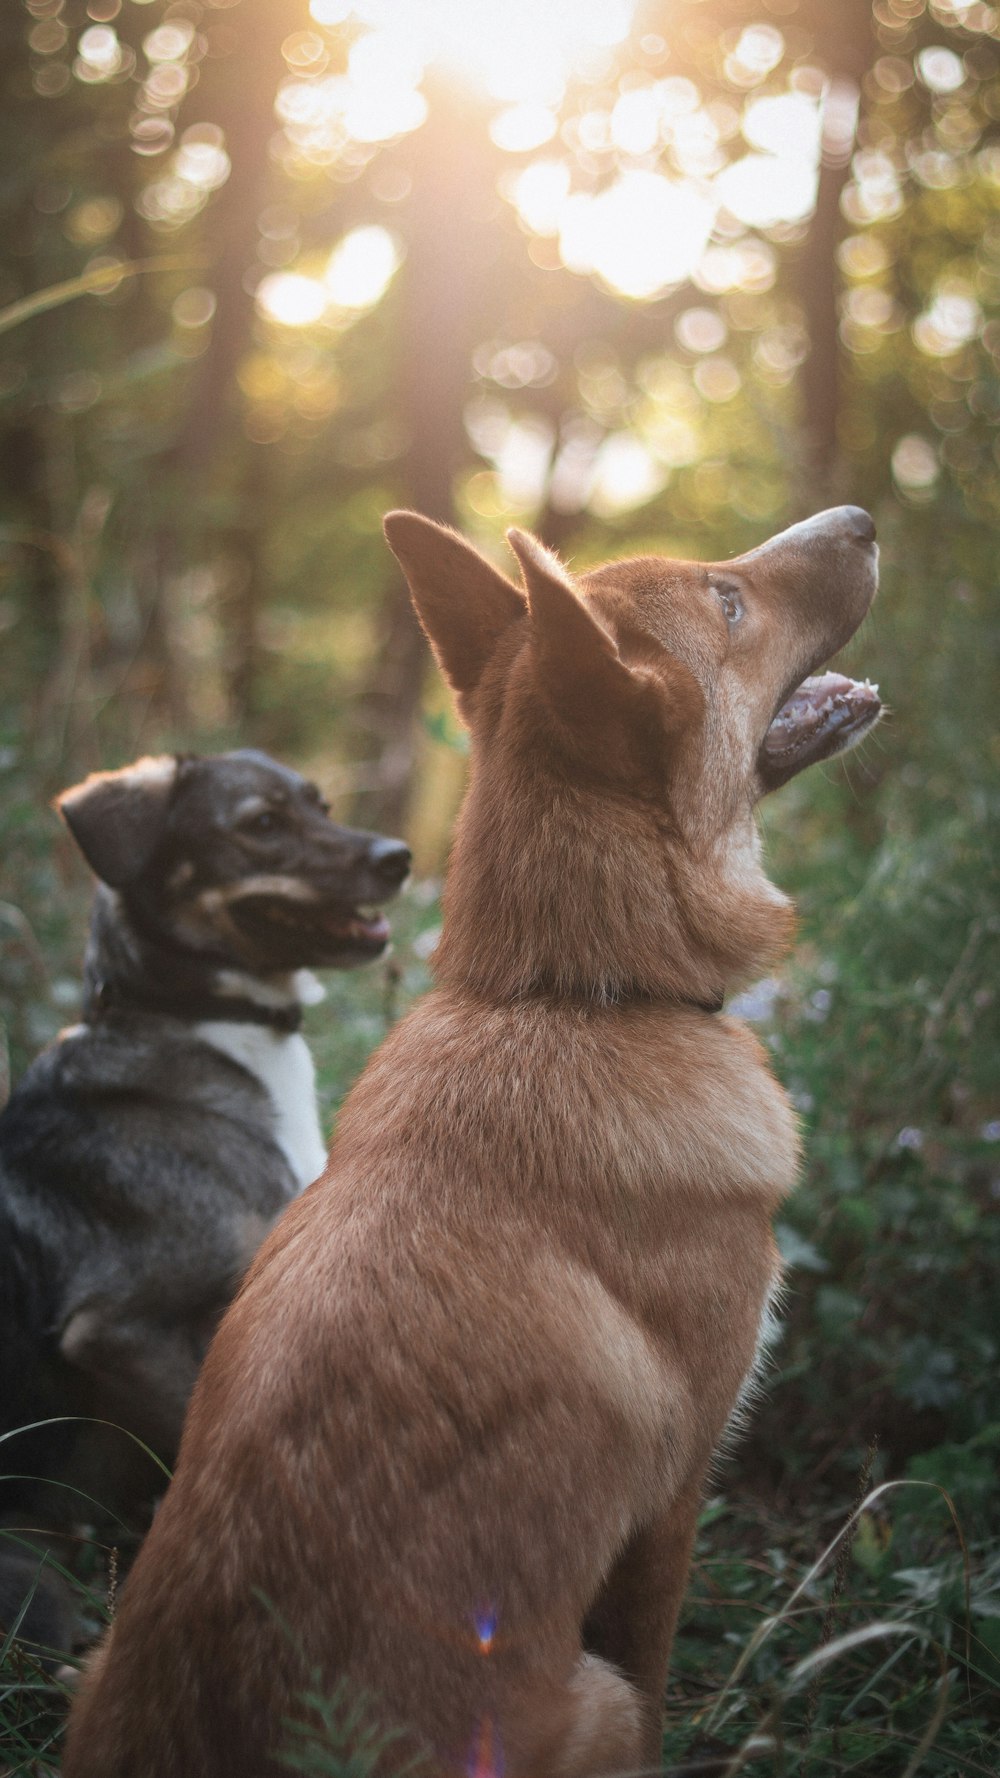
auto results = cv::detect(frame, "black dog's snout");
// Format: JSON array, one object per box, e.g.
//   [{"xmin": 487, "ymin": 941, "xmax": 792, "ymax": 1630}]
[
  {"xmin": 367, "ymin": 838, "xmax": 411, "ymax": 887},
  {"xmin": 843, "ymin": 506, "xmax": 877, "ymax": 545}
]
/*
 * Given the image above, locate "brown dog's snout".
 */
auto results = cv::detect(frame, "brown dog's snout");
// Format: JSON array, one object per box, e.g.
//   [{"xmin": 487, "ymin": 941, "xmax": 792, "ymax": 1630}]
[
  {"xmin": 366, "ymin": 837, "xmax": 411, "ymax": 887},
  {"xmin": 840, "ymin": 506, "xmax": 877, "ymax": 546},
  {"xmin": 740, "ymin": 503, "xmax": 877, "ymax": 565}
]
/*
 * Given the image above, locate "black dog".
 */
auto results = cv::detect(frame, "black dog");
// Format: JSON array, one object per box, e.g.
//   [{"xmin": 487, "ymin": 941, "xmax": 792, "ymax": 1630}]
[{"xmin": 0, "ymin": 750, "xmax": 408, "ymax": 1559}]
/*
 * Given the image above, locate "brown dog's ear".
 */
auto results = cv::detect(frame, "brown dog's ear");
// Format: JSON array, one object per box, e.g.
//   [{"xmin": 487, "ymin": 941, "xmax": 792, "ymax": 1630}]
[
  {"xmin": 57, "ymin": 756, "xmax": 179, "ymax": 888},
  {"xmin": 384, "ymin": 511, "xmax": 526, "ymax": 708},
  {"xmin": 507, "ymin": 529, "xmax": 702, "ymax": 768}
]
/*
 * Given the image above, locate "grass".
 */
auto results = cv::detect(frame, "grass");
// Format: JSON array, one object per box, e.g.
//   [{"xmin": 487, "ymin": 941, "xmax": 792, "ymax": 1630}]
[
  {"xmin": 661, "ymin": 1479, "xmax": 999, "ymax": 1775},
  {"xmin": 0, "ymin": 1529, "xmax": 110, "ymax": 1775},
  {"xmin": 3, "ymin": 1480, "xmax": 996, "ymax": 1775}
]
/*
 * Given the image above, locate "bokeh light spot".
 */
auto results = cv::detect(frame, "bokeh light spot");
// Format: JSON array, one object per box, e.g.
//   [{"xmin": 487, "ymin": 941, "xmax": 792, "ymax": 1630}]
[
  {"xmin": 589, "ymin": 433, "xmax": 666, "ymax": 517},
  {"xmin": 715, "ymin": 153, "xmax": 817, "ymax": 228},
  {"xmin": 916, "ymin": 46, "xmax": 966, "ymax": 93},
  {"xmin": 310, "ymin": 0, "xmax": 351, "ymax": 21},
  {"xmin": 75, "ymin": 23, "xmax": 123, "ymax": 80},
  {"xmin": 324, "ymin": 225, "xmax": 401, "ymax": 310},
  {"xmin": 173, "ymin": 287, "xmax": 218, "ymax": 329},
  {"xmin": 490, "ymin": 106, "xmax": 558, "ymax": 154},
  {"xmin": 143, "ymin": 21, "xmax": 194, "ymax": 63},
  {"xmin": 256, "ymin": 273, "xmax": 328, "ymax": 327},
  {"xmin": 913, "ymin": 286, "xmax": 983, "ymax": 356},
  {"xmin": 742, "ymin": 93, "xmax": 821, "ymax": 160},
  {"xmin": 610, "ymin": 87, "xmax": 661, "ymax": 155},
  {"xmin": 559, "ymin": 171, "xmax": 716, "ymax": 299},
  {"xmin": 725, "ymin": 25, "xmax": 784, "ymax": 88},
  {"xmin": 693, "ymin": 356, "xmax": 742, "ymax": 402},
  {"xmin": 675, "ymin": 307, "xmax": 728, "ymax": 354},
  {"xmin": 892, "ymin": 433, "xmax": 940, "ymax": 496}
]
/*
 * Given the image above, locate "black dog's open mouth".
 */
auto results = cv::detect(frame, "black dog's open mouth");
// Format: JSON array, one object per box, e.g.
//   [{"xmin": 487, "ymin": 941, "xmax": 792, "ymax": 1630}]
[
  {"xmin": 230, "ymin": 897, "xmax": 392, "ymax": 965},
  {"xmin": 316, "ymin": 904, "xmax": 391, "ymax": 955},
  {"xmin": 759, "ymin": 672, "xmax": 882, "ymax": 789}
]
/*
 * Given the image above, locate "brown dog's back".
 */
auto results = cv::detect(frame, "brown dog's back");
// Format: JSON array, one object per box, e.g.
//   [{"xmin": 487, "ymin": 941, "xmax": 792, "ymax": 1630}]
[{"xmin": 64, "ymin": 508, "xmax": 879, "ymax": 1777}]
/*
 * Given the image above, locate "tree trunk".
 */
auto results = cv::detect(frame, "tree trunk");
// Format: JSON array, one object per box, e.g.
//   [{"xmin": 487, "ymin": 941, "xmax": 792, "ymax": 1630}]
[
  {"xmin": 353, "ymin": 80, "xmax": 497, "ymax": 834},
  {"xmin": 795, "ymin": 0, "xmax": 877, "ymax": 502},
  {"xmin": 161, "ymin": 0, "xmax": 308, "ymax": 727}
]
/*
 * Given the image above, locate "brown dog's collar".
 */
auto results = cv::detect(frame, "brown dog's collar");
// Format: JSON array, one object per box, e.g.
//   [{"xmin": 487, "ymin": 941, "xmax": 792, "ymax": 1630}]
[{"xmin": 616, "ymin": 986, "xmax": 726, "ymax": 1014}]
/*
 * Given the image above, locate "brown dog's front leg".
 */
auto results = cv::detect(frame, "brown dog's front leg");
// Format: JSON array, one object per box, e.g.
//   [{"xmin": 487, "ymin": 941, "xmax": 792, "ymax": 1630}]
[{"xmin": 582, "ymin": 1482, "xmax": 704, "ymax": 1764}]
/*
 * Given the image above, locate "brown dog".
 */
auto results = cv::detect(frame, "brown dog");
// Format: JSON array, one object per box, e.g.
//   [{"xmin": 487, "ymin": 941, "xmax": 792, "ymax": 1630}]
[{"xmin": 63, "ymin": 507, "xmax": 880, "ymax": 1778}]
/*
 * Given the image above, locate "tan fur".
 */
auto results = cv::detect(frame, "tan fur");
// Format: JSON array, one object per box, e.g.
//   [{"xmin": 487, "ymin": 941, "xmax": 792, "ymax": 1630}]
[{"xmin": 63, "ymin": 510, "xmax": 878, "ymax": 1778}]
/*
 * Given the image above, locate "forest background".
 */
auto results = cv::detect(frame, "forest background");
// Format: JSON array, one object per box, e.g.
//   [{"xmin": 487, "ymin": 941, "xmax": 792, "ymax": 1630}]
[{"xmin": 0, "ymin": 0, "xmax": 998, "ymax": 1772}]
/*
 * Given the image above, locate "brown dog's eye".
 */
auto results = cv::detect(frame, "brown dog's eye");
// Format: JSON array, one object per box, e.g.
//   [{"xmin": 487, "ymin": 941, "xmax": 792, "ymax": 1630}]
[{"xmin": 712, "ymin": 582, "xmax": 743, "ymax": 626}]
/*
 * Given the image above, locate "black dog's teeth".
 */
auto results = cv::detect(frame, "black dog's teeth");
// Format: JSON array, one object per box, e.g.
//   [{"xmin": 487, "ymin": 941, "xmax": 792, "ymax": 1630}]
[{"xmin": 231, "ymin": 896, "xmax": 390, "ymax": 952}]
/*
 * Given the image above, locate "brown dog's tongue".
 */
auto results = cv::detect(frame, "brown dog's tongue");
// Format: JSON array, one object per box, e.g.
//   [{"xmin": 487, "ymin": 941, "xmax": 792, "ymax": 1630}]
[{"xmin": 760, "ymin": 672, "xmax": 882, "ymax": 784}]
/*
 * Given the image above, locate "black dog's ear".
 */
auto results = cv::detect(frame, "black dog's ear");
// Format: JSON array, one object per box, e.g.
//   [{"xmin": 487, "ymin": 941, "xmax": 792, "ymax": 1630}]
[{"xmin": 57, "ymin": 756, "xmax": 179, "ymax": 888}]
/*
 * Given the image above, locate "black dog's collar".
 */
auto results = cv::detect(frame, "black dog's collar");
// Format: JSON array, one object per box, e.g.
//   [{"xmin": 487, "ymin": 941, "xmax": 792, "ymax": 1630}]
[{"xmin": 89, "ymin": 978, "xmax": 304, "ymax": 1035}]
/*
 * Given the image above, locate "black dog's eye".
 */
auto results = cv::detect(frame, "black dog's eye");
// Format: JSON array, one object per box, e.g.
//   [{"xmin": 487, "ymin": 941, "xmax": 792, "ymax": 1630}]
[
  {"xmin": 241, "ymin": 809, "xmax": 281, "ymax": 836},
  {"xmin": 712, "ymin": 582, "xmax": 743, "ymax": 626}
]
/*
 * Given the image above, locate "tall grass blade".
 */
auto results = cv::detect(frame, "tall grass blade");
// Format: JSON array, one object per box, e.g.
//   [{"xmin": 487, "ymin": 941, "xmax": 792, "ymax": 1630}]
[{"xmin": 0, "ymin": 258, "xmax": 199, "ymax": 337}]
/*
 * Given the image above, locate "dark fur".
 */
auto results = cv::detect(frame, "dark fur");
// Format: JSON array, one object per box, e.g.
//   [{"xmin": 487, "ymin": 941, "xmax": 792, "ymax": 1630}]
[{"xmin": 0, "ymin": 749, "xmax": 407, "ymax": 1653}]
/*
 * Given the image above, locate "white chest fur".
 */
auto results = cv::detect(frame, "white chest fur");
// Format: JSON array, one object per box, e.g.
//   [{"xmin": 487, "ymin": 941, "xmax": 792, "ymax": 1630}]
[
  {"xmin": 730, "ymin": 1271, "xmax": 785, "ymax": 1431},
  {"xmin": 194, "ymin": 1021, "xmax": 328, "ymax": 1192}
]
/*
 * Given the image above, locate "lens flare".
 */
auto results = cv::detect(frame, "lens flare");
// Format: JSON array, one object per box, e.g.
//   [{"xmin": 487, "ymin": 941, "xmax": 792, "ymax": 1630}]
[
  {"xmin": 287, "ymin": 0, "xmax": 825, "ymax": 303},
  {"xmin": 468, "ymin": 1714, "xmax": 503, "ymax": 1777},
  {"xmin": 474, "ymin": 1607, "xmax": 498, "ymax": 1653},
  {"xmin": 327, "ymin": 0, "xmax": 638, "ymax": 106}
]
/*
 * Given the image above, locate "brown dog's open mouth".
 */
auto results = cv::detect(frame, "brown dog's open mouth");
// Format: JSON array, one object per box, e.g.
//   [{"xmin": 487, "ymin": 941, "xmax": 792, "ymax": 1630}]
[{"xmin": 759, "ymin": 672, "xmax": 882, "ymax": 789}]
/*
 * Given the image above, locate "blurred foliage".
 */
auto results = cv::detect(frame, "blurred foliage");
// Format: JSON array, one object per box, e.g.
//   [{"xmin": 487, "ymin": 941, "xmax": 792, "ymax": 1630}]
[
  {"xmin": 750, "ymin": 795, "xmax": 1000, "ymax": 1479},
  {"xmin": 3, "ymin": 0, "xmax": 1000, "ymax": 804},
  {"xmin": 1, "ymin": 0, "xmax": 999, "ymax": 1770},
  {"xmin": 660, "ymin": 1475, "xmax": 1000, "ymax": 1773}
]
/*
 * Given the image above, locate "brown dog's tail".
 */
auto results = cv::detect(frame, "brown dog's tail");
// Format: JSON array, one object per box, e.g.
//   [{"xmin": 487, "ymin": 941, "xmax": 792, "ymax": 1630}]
[{"xmin": 513, "ymin": 1652, "xmax": 645, "ymax": 1778}]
